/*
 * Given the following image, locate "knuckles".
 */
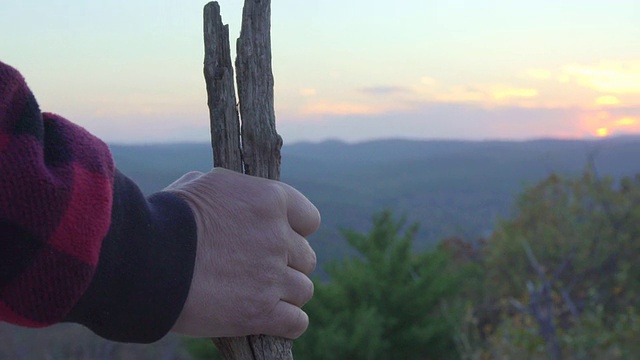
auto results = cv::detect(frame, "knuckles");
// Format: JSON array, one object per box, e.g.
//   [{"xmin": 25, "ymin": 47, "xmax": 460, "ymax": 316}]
[
  {"xmin": 288, "ymin": 310, "xmax": 310, "ymax": 339},
  {"xmin": 256, "ymin": 182, "xmax": 289, "ymax": 215},
  {"xmin": 301, "ymin": 276, "xmax": 315, "ymax": 306},
  {"xmin": 170, "ymin": 168, "xmax": 320, "ymax": 338},
  {"xmin": 306, "ymin": 247, "xmax": 317, "ymax": 275},
  {"xmin": 241, "ymin": 289, "xmax": 281, "ymax": 328}
]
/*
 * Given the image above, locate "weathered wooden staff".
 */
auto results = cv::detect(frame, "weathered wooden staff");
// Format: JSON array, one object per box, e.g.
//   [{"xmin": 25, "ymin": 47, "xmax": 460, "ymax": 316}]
[{"xmin": 203, "ymin": 1, "xmax": 291, "ymax": 359}]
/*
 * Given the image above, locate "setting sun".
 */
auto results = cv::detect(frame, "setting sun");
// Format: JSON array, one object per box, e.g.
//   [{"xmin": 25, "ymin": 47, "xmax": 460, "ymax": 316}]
[{"xmin": 596, "ymin": 128, "xmax": 610, "ymax": 137}]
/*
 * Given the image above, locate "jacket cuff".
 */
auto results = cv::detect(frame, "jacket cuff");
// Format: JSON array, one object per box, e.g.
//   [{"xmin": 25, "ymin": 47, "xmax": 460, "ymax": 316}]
[{"xmin": 65, "ymin": 170, "xmax": 197, "ymax": 343}]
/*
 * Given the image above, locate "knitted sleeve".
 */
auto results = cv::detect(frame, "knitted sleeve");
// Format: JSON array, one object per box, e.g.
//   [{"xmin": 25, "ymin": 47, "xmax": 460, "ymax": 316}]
[{"xmin": 0, "ymin": 61, "xmax": 197, "ymax": 343}]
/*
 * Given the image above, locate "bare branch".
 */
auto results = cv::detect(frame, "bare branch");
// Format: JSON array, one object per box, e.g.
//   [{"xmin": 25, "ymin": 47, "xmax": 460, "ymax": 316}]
[
  {"xmin": 204, "ymin": 1, "xmax": 290, "ymax": 358},
  {"xmin": 204, "ymin": 2, "xmax": 243, "ymax": 173}
]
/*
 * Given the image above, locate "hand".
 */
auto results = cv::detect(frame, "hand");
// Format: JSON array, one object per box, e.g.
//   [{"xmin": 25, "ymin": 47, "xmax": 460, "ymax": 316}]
[{"xmin": 165, "ymin": 168, "xmax": 320, "ymax": 339}]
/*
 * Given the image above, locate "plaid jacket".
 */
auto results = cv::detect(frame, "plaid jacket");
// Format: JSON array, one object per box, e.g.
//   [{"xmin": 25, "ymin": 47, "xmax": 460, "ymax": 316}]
[{"xmin": 0, "ymin": 61, "xmax": 197, "ymax": 343}]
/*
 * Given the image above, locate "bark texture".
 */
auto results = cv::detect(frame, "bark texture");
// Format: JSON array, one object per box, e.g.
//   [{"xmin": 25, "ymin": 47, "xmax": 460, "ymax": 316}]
[
  {"xmin": 235, "ymin": 0, "xmax": 282, "ymax": 180},
  {"xmin": 204, "ymin": 1, "xmax": 290, "ymax": 359},
  {"xmin": 204, "ymin": 2, "xmax": 243, "ymax": 173}
]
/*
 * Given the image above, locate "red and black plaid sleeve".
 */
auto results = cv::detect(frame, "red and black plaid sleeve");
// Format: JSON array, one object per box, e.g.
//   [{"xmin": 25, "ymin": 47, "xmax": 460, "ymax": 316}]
[{"xmin": 0, "ymin": 61, "xmax": 197, "ymax": 343}]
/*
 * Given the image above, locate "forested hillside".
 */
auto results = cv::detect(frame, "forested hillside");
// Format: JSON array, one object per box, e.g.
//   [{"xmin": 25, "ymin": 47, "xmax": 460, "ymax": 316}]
[
  {"xmin": 110, "ymin": 136, "xmax": 640, "ymax": 270},
  {"xmin": 3, "ymin": 136, "xmax": 638, "ymax": 359}
]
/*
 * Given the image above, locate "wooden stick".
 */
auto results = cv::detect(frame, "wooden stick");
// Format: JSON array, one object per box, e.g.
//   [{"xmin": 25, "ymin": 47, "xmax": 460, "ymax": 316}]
[
  {"xmin": 235, "ymin": 0, "xmax": 282, "ymax": 180},
  {"xmin": 204, "ymin": 1, "xmax": 290, "ymax": 359},
  {"xmin": 204, "ymin": 2, "xmax": 243, "ymax": 173}
]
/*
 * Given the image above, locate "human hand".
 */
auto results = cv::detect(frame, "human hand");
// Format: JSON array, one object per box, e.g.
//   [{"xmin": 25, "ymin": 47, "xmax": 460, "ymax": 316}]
[{"xmin": 165, "ymin": 168, "xmax": 320, "ymax": 339}]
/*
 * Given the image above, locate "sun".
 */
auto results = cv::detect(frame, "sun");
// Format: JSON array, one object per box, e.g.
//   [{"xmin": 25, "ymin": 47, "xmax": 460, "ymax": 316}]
[{"xmin": 596, "ymin": 127, "xmax": 610, "ymax": 137}]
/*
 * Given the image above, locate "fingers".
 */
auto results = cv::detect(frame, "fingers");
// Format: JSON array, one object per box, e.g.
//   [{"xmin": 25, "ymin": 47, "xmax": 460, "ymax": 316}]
[
  {"xmin": 261, "ymin": 301, "xmax": 309, "ymax": 339},
  {"xmin": 200, "ymin": 168, "xmax": 320, "ymax": 237},
  {"xmin": 284, "ymin": 184, "xmax": 321, "ymax": 237},
  {"xmin": 287, "ymin": 233, "xmax": 317, "ymax": 275},
  {"xmin": 256, "ymin": 267, "xmax": 312, "ymax": 339},
  {"xmin": 280, "ymin": 267, "xmax": 314, "ymax": 307}
]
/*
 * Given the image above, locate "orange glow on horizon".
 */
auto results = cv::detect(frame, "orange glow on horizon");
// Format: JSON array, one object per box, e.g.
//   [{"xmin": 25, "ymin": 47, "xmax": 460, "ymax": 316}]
[
  {"xmin": 492, "ymin": 88, "xmax": 538, "ymax": 100},
  {"xmin": 581, "ymin": 111, "xmax": 640, "ymax": 140},
  {"xmin": 302, "ymin": 100, "xmax": 384, "ymax": 116}
]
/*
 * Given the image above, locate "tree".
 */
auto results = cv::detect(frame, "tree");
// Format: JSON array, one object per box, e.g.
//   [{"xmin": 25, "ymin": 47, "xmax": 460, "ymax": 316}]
[
  {"xmin": 294, "ymin": 211, "xmax": 463, "ymax": 360},
  {"xmin": 482, "ymin": 169, "xmax": 640, "ymax": 358},
  {"xmin": 486, "ymin": 169, "xmax": 640, "ymax": 309}
]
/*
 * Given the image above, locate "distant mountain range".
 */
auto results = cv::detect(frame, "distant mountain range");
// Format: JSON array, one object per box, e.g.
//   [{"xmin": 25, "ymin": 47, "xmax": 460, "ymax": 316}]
[{"xmin": 109, "ymin": 136, "xmax": 640, "ymax": 270}]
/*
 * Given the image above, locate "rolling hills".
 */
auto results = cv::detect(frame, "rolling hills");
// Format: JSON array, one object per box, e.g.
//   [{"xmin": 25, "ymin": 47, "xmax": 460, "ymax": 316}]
[{"xmin": 109, "ymin": 136, "xmax": 640, "ymax": 269}]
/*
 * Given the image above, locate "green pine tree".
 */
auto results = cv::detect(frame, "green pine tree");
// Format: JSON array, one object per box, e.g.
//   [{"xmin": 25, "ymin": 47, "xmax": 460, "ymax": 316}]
[{"xmin": 295, "ymin": 211, "xmax": 463, "ymax": 360}]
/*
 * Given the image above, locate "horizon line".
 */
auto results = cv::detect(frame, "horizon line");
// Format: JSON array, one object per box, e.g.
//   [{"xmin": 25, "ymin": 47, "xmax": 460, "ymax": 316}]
[{"xmin": 106, "ymin": 133, "xmax": 640, "ymax": 147}]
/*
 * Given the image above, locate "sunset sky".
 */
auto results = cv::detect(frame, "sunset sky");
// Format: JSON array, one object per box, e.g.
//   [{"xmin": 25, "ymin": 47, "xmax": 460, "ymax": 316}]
[{"xmin": 2, "ymin": 0, "xmax": 639, "ymax": 143}]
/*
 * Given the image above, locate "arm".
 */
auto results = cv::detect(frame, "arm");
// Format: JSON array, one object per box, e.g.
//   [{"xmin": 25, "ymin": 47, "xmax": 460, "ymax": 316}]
[
  {"xmin": 0, "ymin": 61, "xmax": 320, "ymax": 344},
  {"xmin": 0, "ymin": 61, "xmax": 197, "ymax": 343}
]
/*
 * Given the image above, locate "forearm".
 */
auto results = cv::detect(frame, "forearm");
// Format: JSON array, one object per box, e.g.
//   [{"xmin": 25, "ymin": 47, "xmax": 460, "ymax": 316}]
[
  {"xmin": 0, "ymin": 61, "xmax": 197, "ymax": 343},
  {"xmin": 64, "ymin": 170, "xmax": 197, "ymax": 343}
]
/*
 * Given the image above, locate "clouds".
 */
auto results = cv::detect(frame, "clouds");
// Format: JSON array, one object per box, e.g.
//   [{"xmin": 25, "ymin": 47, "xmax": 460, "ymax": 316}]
[
  {"xmin": 281, "ymin": 59, "xmax": 640, "ymax": 141},
  {"xmin": 301, "ymin": 101, "xmax": 383, "ymax": 117},
  {"xmin": 531, "ymin": 61, "xmax": 640, "ymax": 137},
  {"xmin": 82, "ymin": 57, "xmax": 640, "ymax": 144},
  {"xmin": 359, "ymin": 86, "xmax": 412, "ymax": 96},
  {"xmin": 561, "ymin": 61, "xmax": 640, "ymax": 95},
  {"xmin": 520, "ymin": 61, "xmax": 640, "ymax": 107},
  {"xmin": 5, "ymin": 1, "xmax": 638, "ymax": 144},
  {"xmin": 596, "ymin": 96, "xmax": 622, "ymax": 106},
  {"xmin": 286, "ymin": 59, "xmax": 640, "ymax": 132},
  {"xmin": 299, "ymin": 88, "xmax": 317, "ymax": 97},
  {"xmin": 278, "ymin": 101, "xmax": 640, "ymax": 144},
  {"xmin": 278, "ymin": 102, "xmax": 583, "ymax": 143},
  {"xmin": 420, "ymin": 84, "xmax": 540, "ymax": 107}
]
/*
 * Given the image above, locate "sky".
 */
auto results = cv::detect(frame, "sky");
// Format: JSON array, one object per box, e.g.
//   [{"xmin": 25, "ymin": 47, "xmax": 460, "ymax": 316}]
[{"xmin": 2, "ymin": 0, "xmax": 640, "ymax": 144}]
